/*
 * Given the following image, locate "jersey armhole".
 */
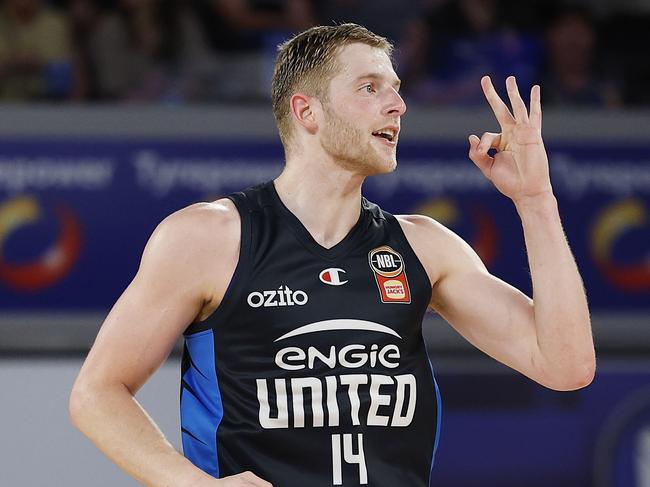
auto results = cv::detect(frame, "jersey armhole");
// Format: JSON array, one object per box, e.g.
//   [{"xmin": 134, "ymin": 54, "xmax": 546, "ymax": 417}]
[{"xmin": 184, "ymin": 193, "xmax": 253, "ymax": 335}]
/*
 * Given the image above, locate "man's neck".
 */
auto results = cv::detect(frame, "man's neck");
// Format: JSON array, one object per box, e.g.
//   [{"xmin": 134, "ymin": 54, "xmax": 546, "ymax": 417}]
[{"xmin": 274, "ymin": 160, "xmax": 365, "ymax": 249}]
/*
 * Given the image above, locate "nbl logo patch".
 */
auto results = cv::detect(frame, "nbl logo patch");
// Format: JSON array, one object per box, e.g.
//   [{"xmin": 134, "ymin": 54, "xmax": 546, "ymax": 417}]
[{"xmin": 368, "ymin": 246, "xmax": 411, "ymax": 304}]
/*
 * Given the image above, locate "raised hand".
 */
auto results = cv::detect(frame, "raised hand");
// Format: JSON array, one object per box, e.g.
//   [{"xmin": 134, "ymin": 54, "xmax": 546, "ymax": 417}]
[{"xmin": 468, "ymin": 76, "xmax": 553, "ymax": 205}]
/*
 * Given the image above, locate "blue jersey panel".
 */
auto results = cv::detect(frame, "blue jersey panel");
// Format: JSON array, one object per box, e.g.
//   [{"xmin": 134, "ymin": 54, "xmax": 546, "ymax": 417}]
[{"xmin": 181, "ymin": 329, "xmax": 224, "ymax": 477}]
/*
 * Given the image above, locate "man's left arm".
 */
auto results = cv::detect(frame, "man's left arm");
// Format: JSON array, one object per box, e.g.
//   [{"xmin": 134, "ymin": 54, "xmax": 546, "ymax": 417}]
[
  {"xmin": 404, "ymin": 76, "xmax": 595, "ymax": 391},
  {"xmin": 513, "ymin": 191, "xmax": 594, "ymax": 389}
]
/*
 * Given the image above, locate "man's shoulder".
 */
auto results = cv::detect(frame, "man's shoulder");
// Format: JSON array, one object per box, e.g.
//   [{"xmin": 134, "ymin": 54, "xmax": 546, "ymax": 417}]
[
  {"xmin": 395, "ymin": 212, "xmax": 479, "ymax": 250},
  {"xmin": 394, "ymin": 213, "xmax": 452, "ymax": 241},
  {"xmin": 165, "ymin": 198, "xmax": 239, "ymax": 231},
  {"xmin": 393, "ymin": 213, "xmax": 480, "ymax": 277},
  {"xmin": 193, "ymin": 198, "xmax": 238, "ymax": 217},
  {"xmin": 148, "ymin": 198, "xmax": 240, "ymax": 263},
  {"xmin": 170, "ymin": 198, "xmax": 239, "ymax": 225}
]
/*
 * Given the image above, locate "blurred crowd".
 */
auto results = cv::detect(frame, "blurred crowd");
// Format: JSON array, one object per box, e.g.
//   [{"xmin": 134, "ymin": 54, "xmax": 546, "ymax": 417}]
[{"xmin": 0, "ymin": 0, "xmax": 649, "ymax": 107}]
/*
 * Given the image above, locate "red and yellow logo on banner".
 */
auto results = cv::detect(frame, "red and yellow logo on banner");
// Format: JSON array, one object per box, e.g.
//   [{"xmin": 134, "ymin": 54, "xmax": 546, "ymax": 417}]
[
  {"xmin": 0, "ymin": 196, "xmax": 82, "ymax": 292},
  {"xmin": 591, "ymin": 199, "xmax": 650, "ymax": 292}
]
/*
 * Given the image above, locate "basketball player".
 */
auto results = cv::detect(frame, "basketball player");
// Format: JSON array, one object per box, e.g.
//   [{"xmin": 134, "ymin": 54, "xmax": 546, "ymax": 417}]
[{"xmin": 69, "ymin": 24, "xmax": 595, "ymax": 487}]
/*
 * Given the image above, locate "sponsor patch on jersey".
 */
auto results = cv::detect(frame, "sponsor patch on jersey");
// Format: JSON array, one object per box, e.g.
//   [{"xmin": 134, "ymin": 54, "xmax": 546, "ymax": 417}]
[
  {"xmin": 368, "ymin": 246, "xmax": 411, "ymax": 303},
  {"xmin": 319, "ymin": 268, "xmax": 348, "ymax": 286},
  {"xmin": 247, "ymin": 286, "xmax": 308, "ymax": 308}
]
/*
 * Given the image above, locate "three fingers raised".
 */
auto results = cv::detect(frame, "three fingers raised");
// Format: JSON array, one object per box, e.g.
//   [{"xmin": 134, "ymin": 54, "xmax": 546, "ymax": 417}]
[{"xmin": 480, "ymin": 75, "xmax": 542, "ymax": 130}]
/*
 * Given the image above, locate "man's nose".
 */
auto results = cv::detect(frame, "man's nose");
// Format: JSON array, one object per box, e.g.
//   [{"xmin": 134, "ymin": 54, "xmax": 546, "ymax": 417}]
[{"xmin": 384, "ymin": 88, "xmax": 407, "ymax": 117}]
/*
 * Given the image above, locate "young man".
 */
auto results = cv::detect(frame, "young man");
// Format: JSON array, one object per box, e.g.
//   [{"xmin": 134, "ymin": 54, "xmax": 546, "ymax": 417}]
[{"xmin": 70, "ymin": 24, "xmax": 595, "ymax": 487}]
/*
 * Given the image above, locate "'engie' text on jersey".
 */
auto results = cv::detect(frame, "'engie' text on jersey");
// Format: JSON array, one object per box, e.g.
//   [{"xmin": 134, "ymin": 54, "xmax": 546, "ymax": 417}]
[{"xmin": 256, "ymin": 331, "xmax": 417, "ymax": 429}]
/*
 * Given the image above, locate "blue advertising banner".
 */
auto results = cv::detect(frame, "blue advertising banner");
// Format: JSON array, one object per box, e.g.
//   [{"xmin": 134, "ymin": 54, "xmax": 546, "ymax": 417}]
[
  {"xmin": 432, "ymin": 366, "xmax": 650, "ymax": 487},
  {"xmin": 0, "ymin": 138, "xmax": 648, "ymax": 313}
]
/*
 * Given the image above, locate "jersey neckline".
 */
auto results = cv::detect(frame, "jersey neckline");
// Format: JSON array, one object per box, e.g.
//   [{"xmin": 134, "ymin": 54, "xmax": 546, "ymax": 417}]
[{"xmin": 265, "ymin": 180, "xmax": 371, "ymax": 261}]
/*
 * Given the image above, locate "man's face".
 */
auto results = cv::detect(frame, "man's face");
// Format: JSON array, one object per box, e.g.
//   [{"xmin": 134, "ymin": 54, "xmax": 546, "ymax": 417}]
[{"xmin": 318, "ymin": 43, "xmax": 406, "ymax": 176}]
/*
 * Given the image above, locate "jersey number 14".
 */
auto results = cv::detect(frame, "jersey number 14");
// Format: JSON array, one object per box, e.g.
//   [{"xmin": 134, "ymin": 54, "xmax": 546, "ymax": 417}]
[{"xmin": 331, "ymin": 433, "xmax": 367, "ymax": 485}]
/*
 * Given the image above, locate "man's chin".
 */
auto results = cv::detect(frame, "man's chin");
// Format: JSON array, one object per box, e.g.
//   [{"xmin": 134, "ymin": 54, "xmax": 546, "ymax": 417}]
[
  {"xmin": 380, "ymin": 155, "xmax": 398, "ymax": 173},
  {"xmin": 364, "ymin": 158, "xmax": 397, "ymax": 176}
]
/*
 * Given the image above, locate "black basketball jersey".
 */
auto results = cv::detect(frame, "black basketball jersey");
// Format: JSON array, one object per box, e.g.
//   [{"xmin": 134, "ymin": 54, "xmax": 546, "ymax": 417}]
[{"xmin": 180, "ymin": 181, "xmax": 442, "ymax": 486}]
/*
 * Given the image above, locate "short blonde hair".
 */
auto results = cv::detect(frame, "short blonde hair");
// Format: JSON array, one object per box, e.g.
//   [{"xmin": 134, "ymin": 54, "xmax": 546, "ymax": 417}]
[{"xmin": 271, "ymin": 23, "xmax": 393, "ymax": 151}]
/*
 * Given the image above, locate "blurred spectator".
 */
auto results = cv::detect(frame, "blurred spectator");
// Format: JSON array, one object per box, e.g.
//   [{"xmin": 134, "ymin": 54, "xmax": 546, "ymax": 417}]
[
  {"xmin": 599, "ymin": 11, "xmax": 650, "ymax": 106},
  {"xmin": 402, "ymin": 0, "xmax": 542, "ymax": 106},
  {"xmin": 87, "ymin": 0, "xmax": 177, "ymax": 102},
  {"xmin": 0, "ymin": 0, "xmax": 73, "ymax": 101},
  {"xmin": 542, "ymin": 5, "xmax": 622, "ymax": 108},
  {"xmin": 66, "ymin": 0, "xmax": 102, "ymax": 100},
  {"xmin": 80, "ymin": 0, "xmax": 219, "ymax": 103},
  {"xmin": 312, "ymin": 0, "xmax": 421, "ymax": 46},
  {"xmin": 192, "ymin": 0, "xmax": 315, "ymax": 102},
  {"xmin": 0, "ymin": 0, "xmax": 646, "ymax": 107}
]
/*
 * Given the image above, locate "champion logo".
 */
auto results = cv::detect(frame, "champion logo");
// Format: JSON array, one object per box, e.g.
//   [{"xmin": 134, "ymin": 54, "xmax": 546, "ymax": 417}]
[{"xmin": 319, "ymin": 268, "xmax": 348, "ymax": 286}]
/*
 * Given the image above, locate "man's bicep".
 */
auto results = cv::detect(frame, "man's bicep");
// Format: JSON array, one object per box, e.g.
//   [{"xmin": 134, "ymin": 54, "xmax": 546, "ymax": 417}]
[
  {"xmin": 400, "ymin": 213, "xmax": 540, "ymax": 376},
  {"xmin": 88, "ymin": 277, "xmax": 201, "ymax": 392},
  {"xmin": 431, "ymin": 234, "xmax": 539, "ymax": 376},
  {"xmin": 78, "ymin": 214, "xmax": 210, "ymax": 394},
  {"xmin": 436, "ymin": 268, "xmax": 535, "ymax": 355}
]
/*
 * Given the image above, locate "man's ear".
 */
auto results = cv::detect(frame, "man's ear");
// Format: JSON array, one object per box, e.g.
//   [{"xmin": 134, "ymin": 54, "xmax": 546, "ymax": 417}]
[{"xmin": 290, "ymin": 93, "xmax": 319, "ymax": 135}]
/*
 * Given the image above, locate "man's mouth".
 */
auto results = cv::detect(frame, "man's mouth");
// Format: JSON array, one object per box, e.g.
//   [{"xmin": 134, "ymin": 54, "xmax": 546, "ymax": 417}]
[{"xmin": 371, "ymin": 127, "xmax": 398, "ymax": 143}]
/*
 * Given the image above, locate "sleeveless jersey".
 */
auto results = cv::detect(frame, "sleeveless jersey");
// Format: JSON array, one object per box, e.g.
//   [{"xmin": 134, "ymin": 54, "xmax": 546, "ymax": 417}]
[{"xmin": 180, "ymin": 181, "xmax": 442, "ymax": 486}]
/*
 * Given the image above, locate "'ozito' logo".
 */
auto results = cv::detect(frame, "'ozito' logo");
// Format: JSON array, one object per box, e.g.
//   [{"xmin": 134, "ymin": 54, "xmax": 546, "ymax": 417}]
[
  {"xmin": 247, "ymin": 285, "xmax": 308, "ymax": 308},
  {"xmin": 369, "ymin": 247, "xmax": 403, "ymax": 278}
]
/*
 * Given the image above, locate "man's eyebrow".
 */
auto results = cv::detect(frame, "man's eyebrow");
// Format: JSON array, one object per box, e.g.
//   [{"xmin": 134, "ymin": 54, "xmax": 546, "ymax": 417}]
[{"xmin": 356, "ymin": 72, "xmax": 402, "ymax": 89}]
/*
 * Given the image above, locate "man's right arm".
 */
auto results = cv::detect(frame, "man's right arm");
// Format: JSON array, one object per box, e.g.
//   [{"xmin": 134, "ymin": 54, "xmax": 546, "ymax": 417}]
[{"xmin": 69, "ymin": 200, "xmax": 271, "ymax": 487}]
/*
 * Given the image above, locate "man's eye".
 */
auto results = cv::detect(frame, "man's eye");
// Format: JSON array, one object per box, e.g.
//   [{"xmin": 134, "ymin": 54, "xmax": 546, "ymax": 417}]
[{"xmin": 364, "ymin": 84, "xmax": 375, "ymax": 93}]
